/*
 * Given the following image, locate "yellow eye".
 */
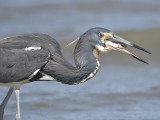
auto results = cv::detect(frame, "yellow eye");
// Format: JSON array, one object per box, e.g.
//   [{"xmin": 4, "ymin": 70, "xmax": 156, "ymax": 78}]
[{"xmin": 99, "ymin": 33, "xmax": 104, "ymax": 37}]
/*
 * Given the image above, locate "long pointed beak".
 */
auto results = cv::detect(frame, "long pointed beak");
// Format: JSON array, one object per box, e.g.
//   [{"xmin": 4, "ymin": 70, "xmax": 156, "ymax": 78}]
[{"xmin": 105, "ymin": 35, "xmax": 151, "ymax": 64}]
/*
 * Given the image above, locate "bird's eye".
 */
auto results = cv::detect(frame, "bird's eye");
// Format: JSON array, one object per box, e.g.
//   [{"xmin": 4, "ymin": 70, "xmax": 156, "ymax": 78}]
[{"xmin": 99, "ymin": 33, "xmax": 104, "ymax": 37}]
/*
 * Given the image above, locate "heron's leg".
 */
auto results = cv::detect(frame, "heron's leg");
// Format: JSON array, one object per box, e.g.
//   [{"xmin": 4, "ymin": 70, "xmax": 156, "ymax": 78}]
[
  {"xmin": 0, "ymin": 87, "xmax": 14, "ymax": 120},
  {"xmin": 15, "ymin": 88, "xmax": 21, "ymax": 120}
]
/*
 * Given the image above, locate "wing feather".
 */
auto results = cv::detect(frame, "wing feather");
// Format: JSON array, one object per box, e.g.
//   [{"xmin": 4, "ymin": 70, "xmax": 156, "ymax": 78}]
[{"xmin": 0, "ymin": 48, "xmax": 50, "ymax": 83}]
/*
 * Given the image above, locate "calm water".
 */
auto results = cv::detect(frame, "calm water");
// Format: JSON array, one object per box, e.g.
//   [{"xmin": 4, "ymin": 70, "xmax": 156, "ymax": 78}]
[
  {"xmin": 1, "ymin": 66, "xmax": 160, "ymax": 120},
  {"xmin": 0, "ymin": 0, "xmax": 160, "ymax": 41},
  {"xmin": 0, "ymin": 0, "xmax": 160, "ymax": 120}
]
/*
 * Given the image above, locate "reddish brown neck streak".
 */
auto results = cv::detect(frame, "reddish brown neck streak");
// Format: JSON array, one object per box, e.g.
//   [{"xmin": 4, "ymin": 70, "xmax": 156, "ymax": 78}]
[{"xmin": 93, "ymin": 49, "xmax": 99, "ymax": 59}]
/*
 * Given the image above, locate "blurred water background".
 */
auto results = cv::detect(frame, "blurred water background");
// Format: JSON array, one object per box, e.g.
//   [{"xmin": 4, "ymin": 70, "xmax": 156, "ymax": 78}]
[{"xmin": 0, "ymin": 0, "xmax": 160, "ymax": 120}]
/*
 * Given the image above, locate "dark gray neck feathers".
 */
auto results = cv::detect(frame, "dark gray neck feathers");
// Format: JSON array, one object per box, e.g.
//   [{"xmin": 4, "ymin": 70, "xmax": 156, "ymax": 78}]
[{"xmin": 42, "ymin": 37, "xmax": 101, "ymax": 85}]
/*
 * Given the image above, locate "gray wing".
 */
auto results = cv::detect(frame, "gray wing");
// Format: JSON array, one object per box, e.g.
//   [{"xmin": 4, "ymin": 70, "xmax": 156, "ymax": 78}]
[
  {"xmin": 0, "ymin": 33, "xmax": 62, "ymax": 83},
  {"xmin": 0, "ymin": 48, "xmax": 50, "ymax": 83},
  {"xmin": 0, "ymin": 33, "xmax": 62, "ymax": 55}
]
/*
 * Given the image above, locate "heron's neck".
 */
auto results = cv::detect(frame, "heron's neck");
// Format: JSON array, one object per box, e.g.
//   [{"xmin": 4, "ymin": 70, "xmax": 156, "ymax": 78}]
[
  {"xmin": 68, "ymin": 38, "xmax": 101, "ymax": 84},
  {"xmin": 42, "ymin": 39, "xmax": 101, "ymax": 85}
]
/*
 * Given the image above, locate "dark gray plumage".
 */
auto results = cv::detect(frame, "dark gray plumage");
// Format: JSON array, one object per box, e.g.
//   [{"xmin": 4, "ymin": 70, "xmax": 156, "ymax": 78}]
[
  {"xmin": 0, "ymin": 33, "xmax": 65, "ymax": 120},
  {"xmin": 0, "ymin": 48, "xmax": 49, "ymax": 83},
  {"xmin": 0, "ymin": 27, "xmax": 151, "ymax": 120},
  {"xmin": 0, "ymin": 33, "xmax": 60, "ymax": 83}
]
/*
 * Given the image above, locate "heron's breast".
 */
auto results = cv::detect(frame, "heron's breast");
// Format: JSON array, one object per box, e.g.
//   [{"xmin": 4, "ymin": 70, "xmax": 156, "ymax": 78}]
[{"xmin": 76, "ymin": 59, "xmax": 101, "ymax": 84}]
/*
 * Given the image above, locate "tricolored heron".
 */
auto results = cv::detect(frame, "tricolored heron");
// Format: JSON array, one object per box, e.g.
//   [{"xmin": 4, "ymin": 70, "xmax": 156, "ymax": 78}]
[{"xmin": 0, "ymin": 27, "xmax": 151, "ymax": 120}]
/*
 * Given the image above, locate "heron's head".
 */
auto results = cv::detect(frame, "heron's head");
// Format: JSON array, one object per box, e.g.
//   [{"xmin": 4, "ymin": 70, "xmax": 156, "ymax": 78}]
[{"xmin": 84, "ymin": 27, "xmax": 151, "ymax": 64}]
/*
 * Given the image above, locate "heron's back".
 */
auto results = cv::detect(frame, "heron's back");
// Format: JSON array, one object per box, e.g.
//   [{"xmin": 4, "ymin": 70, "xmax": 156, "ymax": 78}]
[{"xmin": 0, "ymin": 33, "xmax": 62, "ymax": 84}]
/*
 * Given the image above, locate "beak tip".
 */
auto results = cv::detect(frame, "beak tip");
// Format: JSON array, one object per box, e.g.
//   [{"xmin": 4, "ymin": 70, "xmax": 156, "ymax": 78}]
[
  {"xmin": 144, "ymin": 61, "xmax": 149, "ymax": 65},
  {"xmin": 148, "ymin": 51, "xmax": 152, "ymax": 55},
  {"xmin": 132, "ymin": 55, "xmax": 149, "ymax": 64},
  {"xmin": 132, "ymin": 43, "xmax": 152, "ymax": 55},
  {"xmin": 144, "ymin": 50, "xmax": 152, "ymax": 55}
]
